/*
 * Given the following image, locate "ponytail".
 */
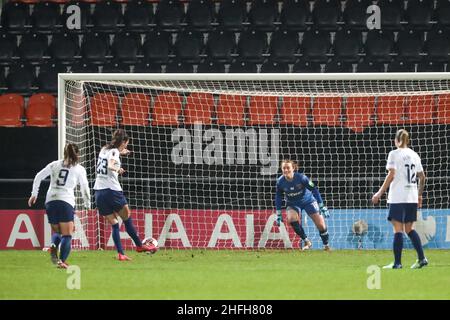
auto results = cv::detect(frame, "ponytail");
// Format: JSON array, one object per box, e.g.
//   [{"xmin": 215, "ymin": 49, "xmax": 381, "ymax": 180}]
[
  {"xmin": 395, "ymin": 129, "xmax": 410, "ymax": 148},
  {"xmin": 64, "ymin": 143, "xmax": 79, "ymax": 167},
  {"xmin": 106, "ymin": 129, "xmax": 129, "ymax": 149}
]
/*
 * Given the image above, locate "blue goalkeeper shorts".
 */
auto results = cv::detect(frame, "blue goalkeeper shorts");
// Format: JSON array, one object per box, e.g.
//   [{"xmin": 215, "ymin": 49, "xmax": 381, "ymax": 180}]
[{"xmin": 287, "ymin": 201, "xmax": 320, "ymax": 216}]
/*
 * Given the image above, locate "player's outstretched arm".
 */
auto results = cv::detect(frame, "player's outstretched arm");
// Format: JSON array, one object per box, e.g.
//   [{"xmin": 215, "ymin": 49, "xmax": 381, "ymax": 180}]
[{"xmin": 29, "ymin": 163, "xmax": 52, "ymax": 207}]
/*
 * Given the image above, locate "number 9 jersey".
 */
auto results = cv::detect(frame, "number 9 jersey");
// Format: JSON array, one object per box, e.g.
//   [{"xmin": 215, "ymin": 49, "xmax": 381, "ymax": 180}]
[
  {"xmin": 93, "ymin": 147, "xmax": 122, "ymax": 191},
  {"xmin": 386, "ymin": 147, "xmax": 423, "ymax": 204},
  {"xmin": 31, "ymin": 160, "xmax": 90, "ymax": 208}
]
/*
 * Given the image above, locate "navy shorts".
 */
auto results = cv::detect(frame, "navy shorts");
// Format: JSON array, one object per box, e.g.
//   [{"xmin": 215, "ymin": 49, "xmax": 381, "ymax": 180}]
[
  {"xmin": 95, "ymin": 189, "xmax": 128, "ymax": 216},
  {"xmin": 388, "ymin": 203, "xmax": 418, "ymax": 223},
  {"xmin": 45, "ymin": 200, "xmax": 75, "ymax": 224},
  {"xmin": 287, "ymin": 201, "xmax": 320, "ymax": 216}
]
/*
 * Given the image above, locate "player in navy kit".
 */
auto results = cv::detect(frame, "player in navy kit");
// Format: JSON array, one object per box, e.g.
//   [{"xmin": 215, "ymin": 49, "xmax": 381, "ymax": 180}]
[
  {"xmin": 275, "ymin": 159, "xmax": 331, "ymax": 250},
  {"xmin": 372, "ymin": 129, "xmax": 428, "ymax": 269}
]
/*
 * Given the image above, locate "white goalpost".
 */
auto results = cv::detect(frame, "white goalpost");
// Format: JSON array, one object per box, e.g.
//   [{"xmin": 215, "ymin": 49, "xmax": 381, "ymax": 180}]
[{"xmin": 58, "ymin": 73, "xmax": 450, "ymax": 251}]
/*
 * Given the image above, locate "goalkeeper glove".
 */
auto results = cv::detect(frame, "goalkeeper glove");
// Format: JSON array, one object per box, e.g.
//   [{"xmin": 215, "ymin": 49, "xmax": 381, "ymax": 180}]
[
  {"xmin": 319, "ymin": 203, "xmax": 330, "ymax": 218},
  {"xmin": 276, "ymin": 210, "xmax": 283, "ymax": 226}
]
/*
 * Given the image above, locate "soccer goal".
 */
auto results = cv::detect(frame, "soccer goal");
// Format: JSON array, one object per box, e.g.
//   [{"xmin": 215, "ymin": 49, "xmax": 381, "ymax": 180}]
[{"xmin": 58, "ymin": 73, "xmax": 450, "ymax": 251}]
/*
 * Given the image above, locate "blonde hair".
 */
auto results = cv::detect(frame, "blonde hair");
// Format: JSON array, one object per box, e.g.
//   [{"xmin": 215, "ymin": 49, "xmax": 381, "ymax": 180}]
[
  {"xmin": 395, "ymin": 129, "xmax": 410, "ymax": 148},
  {"xmin": 281, "ymin": 159, "xmax": 298, "ymax": 171}
]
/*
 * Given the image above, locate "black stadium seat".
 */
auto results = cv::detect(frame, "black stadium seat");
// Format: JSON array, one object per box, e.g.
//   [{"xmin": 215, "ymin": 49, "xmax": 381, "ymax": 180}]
[
  {"xmin": 197, "ymin": 60, "xmax": 226, "ymax": 73},
  {"xmin": 143, "ymin": 30, "xmax": 171, "ymax": 63},
  {"xmin": 343, "ymin": 0, "xmax": 373, "ymax": 30},
  {"xmin": 49, "ymin": 32, "xmax": 79, "ymax": 64},
  {"xmin": 165, "ymin": 60, "xmax": 194, "ymax": 73},
  {"xmin": 123, "ymin": 0, "xmax": 154, "ymax": 32},
  {"xmin": 436, "ymin": 0, "xmax": 450, "ymax": 27},
  {"xmin": 333, "ymin": 29, "xmax": 362, "ymax": 62},
  {"xmin": 312, "ymin": 0, "xmax": 342, "ymax": 30},
  {"xmin": 1, "ymin": 1, "xmax": 29, "ymax": 33},
  {"xmin": 417, "ymin": 60, "xmax": 446, "ymax": 72},
  {"xmin": 174, "ymin": 30, "xmax": 203, "ymax": 63},
  {"xmin": 31, "ymin": 1, "xmax": 61, "ymax": 32},
  {"xmin": 206, "ymin": 29, "xmax": 235, "ymax": 62},
  {"xmin": 365, "ymin": 29, "xmax": 394, "ymax": 62},
  {"xmin": 186, "ymin": 0, "xmax": 215, "ymax": 31},
  {"xmin": 269, "ymin": 30, "xmax": 299, "ymax": 63},
  {"xmin": 18, "ymin": 33, "xmax": 48, "ymax": 63},
  {"xmin": 237, "ymin": 29, "xmax": 267, "ymax": 62},
  {"xmin": 324, "ymin": 60, "xmax": 353, "ymax": 73},
  {"xmin": 218, "ymin": 0, "xmax": 246, "ymax": 31},
  {"xmin": 229, "ymin": 60, "xmax": 258, "ymax": 73},
  {"xmin": 280, "ymin": 0, "xmax": 310, "ymax": 31},
  {"xmin": 396, "ymin": 29, "xmax": 424, "ymax": 62},
  {"xmin": 112, "ymin": 32, "xmax": 141, "ymax": 63},
  {"xmin": 69, "ymin": 62, "xmax": 99, "ymax": 73},
  {"xmin": 377, "ymin": 0, "xmax": 404, "ymax": 30},
  {"xmin": 81, "ymin": 32, "xmax": 110, "ymax": 64},
  {"xmin": 133, "ymin": 61, "xmax": 162, "ymax": 73},
  {"xmin": 37, "ymin": 62, "xmax": 67, "ymax": 93},
  {"xmin": 301, "ymin": 29, "xmax": 331, "ymax": 62},
  {"xmin": 248, "ymin": 0, "xmax": 279, "ymax": 31},
  {"xmin": 386, "ymin": 60, "xmax": 416, "ymax": 72},
  {"xmin": 356, "ymin": 60, "xmax": 385, "ymax": 72},
  {"xmin": 0, "ymin": 33, "xmax": 17, "ymax": 64},
  {"xmin": 6, "ymin": 63, "xmax": 36, "ymax": 93},
  {"xmin": 425, "ymin": 28, "xmax": 450, "ymax": 61},
  {"xmin": 155, "ymin": 0, "xmax": 185, "ymax": 30},
  {"xmin": 102, "ymin": 62, "xmax": 130, "ymax": 73},
  {"xmin": 405, "ymin": 0, "xmax": 434, "ymax": 30},
  {"xmin": 292, "ymin": 60, "xmax": 321, "ymax": 73},
  {"xmin": 92, "ymin": 0, "xmax": 122, "ymax": 33},
  {"xmin": 260, "ymin": 60, "xmax": 289, "ymax": 73}
]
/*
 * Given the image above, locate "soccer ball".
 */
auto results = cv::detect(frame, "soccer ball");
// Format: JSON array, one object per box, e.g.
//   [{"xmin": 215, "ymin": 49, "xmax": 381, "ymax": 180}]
[{"xmin": 143, "ymin": 237, "xmax": 159, "ymax": 254}]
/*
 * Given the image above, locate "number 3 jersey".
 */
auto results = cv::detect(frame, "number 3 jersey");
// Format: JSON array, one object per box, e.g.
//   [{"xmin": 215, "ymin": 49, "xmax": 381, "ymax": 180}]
[
  {"xmin": 31, "ymin": 160, "xmax": 90, "ymax": 208},
  {"xmin": 386, "ymin": 147, "xmax": 424, "ymax": 204},
  {"xmin": 93, "ymin": 147, "xmax": 122, "ymax": 191}
]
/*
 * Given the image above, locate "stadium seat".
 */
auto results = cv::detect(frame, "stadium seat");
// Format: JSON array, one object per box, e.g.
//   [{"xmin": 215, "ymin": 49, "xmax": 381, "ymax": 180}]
[
  {"xmin": 174, "ymin": 30, "xmax": 203, "ymax": 63},
  {"xmin": 0, "ymin": 93, "xmax": 25, "ymax": 127},
  {"xmin": 260, "ymin": 61, "xmax": 289, "ymax": 73},
  {"xmin": 217, "ymin": 0, "xmax": 246, "ymax": 31},
  {"xmin": 312, "ymin": 0, "xmax": 341, "ymax": 30},
  {"xmin": 143, "ymin": 31, "xmax": 171, "ymax": 63},
  {"xmin": 49, "ymin": 32, "xmax": 79, "ymax": 64},
  {"xmin": 26, "ymin": 102, "xmax": 55, "ymax": 127},
  {"xmin": 184, "ymin": 92, "xmax": 215, "ymax": 125},
  {"xmin": 324, "ymin": 60, "xmax": 353, "ymax": 73},
  {"xmin": 405, "ymin": 0, "xmax": 434, "ymax": 30},
  {"xmin": 37, "ymin": 63, "xmax": 67, "ymax": 93},
  {"xmin": 228, "ymin": 60, "xmax": 258, "ymax": 73},
  {"xmin": 436, "ymin": 93, "xmax": 450, "ymax": 124},
  {"xmin": 0, "ymin": 66, "xmax": 6, "ymax": 90},
  {"xmin": 206, "ymin": 29, "xmax": 235, "ymax": 62},
  {"xmin": 292, "ymin": 60, "xmax": 321, "ymax": 73},
  {"xmin": 406, "ymin": 95, "xmax": 435, "ymax": 124},
  {"xmin": 356, "ymin": 60, "xmax": 385, "ymax": 72},
  {"xmin": 376, "ymin": 96, "xmax": 406, "ymax": 125},
  {"xmin": 123, "ymin": 0, "xmax": 154, "ymax": 32},
  {"xmin": 70, "ymin": 62, "xmax": 99, "ymax": 73},
  {"xmin": 121, "ymin": 93, "xmax": 151, "ymax": 126},
  {"xmin": 416, "ymin": 60, "xmax": 446, "ymax": 72},
  {"xmin": 28, "ymin": 93, "xmax": 56, "ymax": 114},
  {"xmin": 155, "ymin": 0, "xmax": 184, "ymax": 30},
  {"xmin": 301, "ymin": 29, "xmax": 331, "ymax": 62},
  {"xmin": 92, "ymin": 0, "xmax": 122, "ymax": 33},
  {"xmin": 425, "ymin": 28, "xmax": 450, "ymax": 62},
  {"xmin": 345, "ymin": 96, "xmax": 375, "ymax": 133},
  {"xmin": 165, "ymin": 60, "xmax": 194, "ymax": 73},
  {"xmin": 333, "ymin": 29, "xmax": 362, "ymax": 62},
  {"xmin": 216, "ymin": 94, "xmax": 247, "ymax": 126},
  {"xmin": 279, "ymin": 96, "xmax": 310, "ymax": 126},
  {"xmin": 0, "ymin": 33, "xmax": 17, "ymax": 64},
  {"xmin": 62, "ymin": 1, "xmax": 91, "ymax": 32},
  {"xmin": 343, "ymin": 0, "xmax": 373, "ymax": 30},
  {"xmin": 31, "ymin": 1, "xmax": 61, "ymax": 32},
  {"xmin": 436, "ymin": 0, "xmax": 450, "ymax": 27},
  {"xmin": 269, "ymin": 30, "xmax": 299, "ymax": 63},
  {"xmin": 280, "ymin": 0, "xmax": 310, "ymax": 31},
  {"xmin": 365, "ymin": 30, "xmax": 394, "ymax": 62},
  {"xmin": 186, "ymin": 0, "xmax": 214, "ymax": 31},
  {"xmin": 90, "ymin": 93, "xmax": 119, "ymax": 126},
  {"xmin": 237, "ymin": 29, "xmax": 268, "ymax": 62},
  {"xmin": 152, "ymin": 92, "xmax": 183, "ymax": 126},
  {"xmin": 1, "ymin": 1, "xmax": 29, "ymax": 33},
  {"xmin": 248, "ymin": 0, "xmax": 278, "ymax": 31},
  {"xmin": 112, "ymin": 32, "xmax": 141, "ymax": 63},
  {"xmin": 18, "ymin": 33, "xmax": 48, "ymax": 63},
  {"xmin": 81, "ymin": 32, "xmax": 110, "ymax": 64},
  {"xmin": 396, "ymin": 29, "xmax": 424, "ymax": 62},
  {"xmin": 386, "ymin": 60, "xmax": 416, "ymax": 72},
  {"xmin": 101, "ymin": 62, "xmax": 130, "ymax": 73},
  {"xmin": 197, "ymin": 60, "xmax": 226, "ymax": 73},
  {"xmin": 312, "ymin": 96, "xmax": 342, "ymax": 126},
  {"xmin": 6, "ymin": 63, "xmax": 35, "ymax": 93},
  {"xmin": 377, "ymin": 0, "xmax": 404, "ymax": 30},
  {"xmin": 133, "ymin": 61, "xmax": 162, "ymax": 73},
  {"xmin": 247, "ymin": 95, "xmax": 278, "ymax": 125}
]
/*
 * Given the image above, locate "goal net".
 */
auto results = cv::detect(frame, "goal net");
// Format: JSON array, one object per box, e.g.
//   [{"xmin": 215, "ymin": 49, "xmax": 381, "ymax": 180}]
[{"xmin": 59, "ymin": 73, "xmax": 450, "ymax": 251}]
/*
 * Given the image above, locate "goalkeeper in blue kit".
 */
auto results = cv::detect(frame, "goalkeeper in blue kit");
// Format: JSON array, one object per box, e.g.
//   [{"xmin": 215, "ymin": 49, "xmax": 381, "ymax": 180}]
[{"xmin": 275, "ymin": 159, "xmax": 331, "ymax": 250}]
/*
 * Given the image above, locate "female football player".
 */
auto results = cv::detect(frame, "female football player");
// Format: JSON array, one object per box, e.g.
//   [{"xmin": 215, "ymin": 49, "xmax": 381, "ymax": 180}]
[
  {"xmin": 94, "ymin": 129, "xmax": 155, "ymax": 261},
  {"xmin": 372, "ymin": 129, "xmax": 428, "ymax": 269},
  {"xmin": 28, "ymin": 143, "xmax": 90, "ymax": 269},
  {"xmin": 275, "ymin": 159, "xmax": 331, "ymax": 250}
]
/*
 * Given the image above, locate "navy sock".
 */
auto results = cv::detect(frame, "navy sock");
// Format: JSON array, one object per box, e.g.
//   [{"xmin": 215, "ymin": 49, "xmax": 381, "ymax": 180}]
[
  {"xmin": 408, "ymin": 230, "xmax": 425, "ymax": 261},
  {"xmin": 111, "ymin": 223, "xmax": 124, "ymax": 255},
  {"xmin": 124, "ymin": 218, "xmax": 142, "ymax": 247},
  {"xmin": 319, "ymin": 228, "xmax": 329, "ymax": 245},
  {"xmin": 290, "ymin": 221, "xmax": 307, "ymax": 240},
  {"xmin": 51, "ymin": 232, "xmax": 61, "ymax": 248},
  {"xmin": 393, "ymin": 232, "xmax": 403, "ymax": 265},
  {"xmin": 59, "ymin": 235, "xmax": 72, "ymax": 262}
]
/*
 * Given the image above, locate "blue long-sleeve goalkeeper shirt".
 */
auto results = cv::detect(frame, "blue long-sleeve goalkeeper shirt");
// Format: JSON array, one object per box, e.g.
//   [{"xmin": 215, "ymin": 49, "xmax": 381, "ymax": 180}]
[{"xmin": 275, "ymin": 172, "xmax": 324, "ymax": 210}]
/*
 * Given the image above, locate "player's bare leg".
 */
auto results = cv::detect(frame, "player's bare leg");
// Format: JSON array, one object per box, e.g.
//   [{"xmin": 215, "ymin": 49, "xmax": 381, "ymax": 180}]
[
  {"xmin": 309, "ymin": 213, "xmax": 330, "ymax": 251},
  {"xmin": 287, "ymin": 209, "xmax": 312, "ymax": 250}
]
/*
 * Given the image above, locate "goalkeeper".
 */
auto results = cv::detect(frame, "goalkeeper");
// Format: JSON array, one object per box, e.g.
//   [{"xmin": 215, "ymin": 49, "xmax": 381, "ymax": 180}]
[{"xmin": 275, "ymin": 159, "xmax": 331, "ymax": 251}]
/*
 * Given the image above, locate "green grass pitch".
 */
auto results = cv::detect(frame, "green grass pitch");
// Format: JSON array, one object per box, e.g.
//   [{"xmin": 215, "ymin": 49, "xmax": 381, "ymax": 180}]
[{"xmin": 1, "ymin": 249, "xmax": 449, "ymax": 300}]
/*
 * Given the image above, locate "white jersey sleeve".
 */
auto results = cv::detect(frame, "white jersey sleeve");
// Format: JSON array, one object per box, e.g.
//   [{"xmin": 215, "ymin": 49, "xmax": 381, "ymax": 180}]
[
  {"xmin": 31, "ymin": 161, "xmax": 55, "ymax": 198},
  {"xmin": 93, "ymin": 148, "xmax": 123, "ymax": 191},
  {"xmin": 77, "ymin": 165, "xmax": 91, "ymax": 209}
]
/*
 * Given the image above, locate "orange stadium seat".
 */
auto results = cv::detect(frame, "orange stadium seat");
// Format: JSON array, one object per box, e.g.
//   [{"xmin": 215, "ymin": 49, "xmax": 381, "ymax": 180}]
[
  {"xmin": 90, "ymin": 93, "xmax": 119, "ymax": 126},
  {"xmin": 312, "ymin": 96, "xmax": 342, "ymax": 126},
  {"xmin": 184, "ymin": 93, "xmax": 215, "ymax": 125},
  {"xmin": 406, "ymin": 95, "xmax": 435, "ymax": 124},
  {"xmin": 345, "ymin": 96, "xmax": 375, "ymax": 133},
  {"xmin": 29, "ymin": 94, "xmax": 56, "ymax": 116},
  {"xmin": 0, "ymin": 94, "xmax": 25, "ymax": 127},
  {"xmin": 152, "ymin": 92, "xmax": 183, "ymax": 126},
  {"xmin": 26, "ymin": 103, "xmax": 54, "ymax": 127},
  {"xmin": 280, "ymin": 96, "xmax": 310, "ymax": 126},
  {"xmin": 248, "ymin": 95, "xmax": 278, "ymax": 125},
  {"xmin": 216, "ymin": 94, "xmax": 247, "ymax": 126},
  {"xmin": 436, "ymin": 93, "xmax": 450, "ymax": 124},
  {"xmin": 376, "ymin": 96, "xmax": 406, "ymax": 125},
  {"xmin": 121, "ymin": 93, "xmax": 151, "ymax": 126}
]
